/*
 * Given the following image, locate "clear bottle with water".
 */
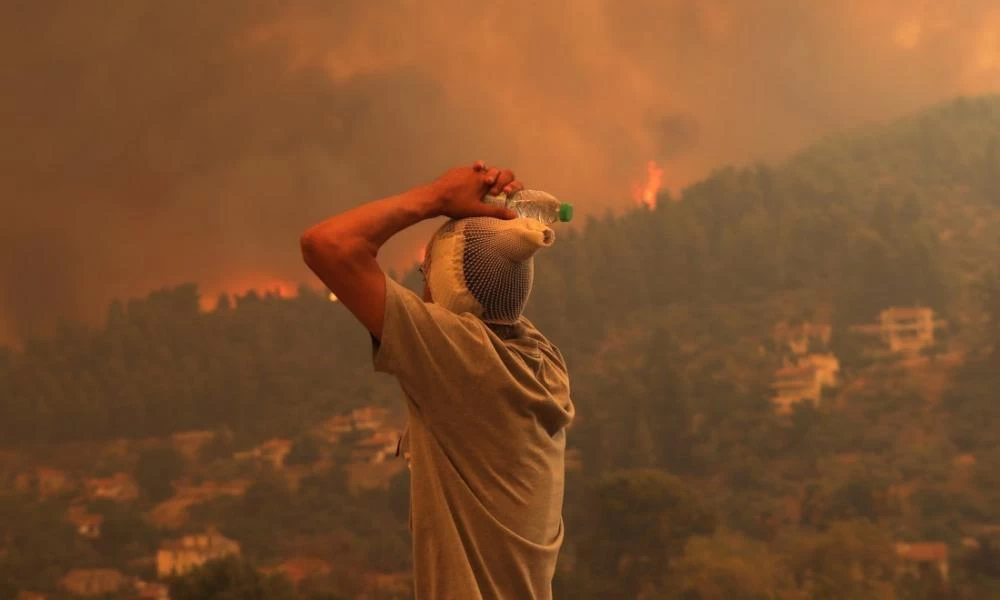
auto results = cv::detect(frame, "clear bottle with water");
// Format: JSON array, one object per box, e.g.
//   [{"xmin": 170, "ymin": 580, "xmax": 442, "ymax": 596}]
[{"xmin": 483, "ymin": 190, "xmax": 573, "ymax": 224}]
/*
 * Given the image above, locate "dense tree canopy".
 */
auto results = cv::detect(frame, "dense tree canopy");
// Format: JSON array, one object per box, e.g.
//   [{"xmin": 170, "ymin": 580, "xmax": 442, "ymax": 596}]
[
  {"xmin": 168, "ymin": 556, "xmax": 296, "ymax": 600},
  {"xmin": 4, "ymin": 95, "xmax": 1000, "ymax": 598}
]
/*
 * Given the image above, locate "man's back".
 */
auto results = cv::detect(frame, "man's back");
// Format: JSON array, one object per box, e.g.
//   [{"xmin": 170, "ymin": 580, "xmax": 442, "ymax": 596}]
[{"xmin": 373, "ymin": 274, "xmax": 574, "ymax": 600}]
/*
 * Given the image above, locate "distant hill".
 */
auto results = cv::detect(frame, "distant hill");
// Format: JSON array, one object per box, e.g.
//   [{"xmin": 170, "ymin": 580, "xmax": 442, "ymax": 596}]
[
  {"xmin": 2, "ymin": 95, "xmax": 999, "ymax": 445},
  {"xmin": 530, "ymin": 94, "xmax": 1000, "ymax": 341}
]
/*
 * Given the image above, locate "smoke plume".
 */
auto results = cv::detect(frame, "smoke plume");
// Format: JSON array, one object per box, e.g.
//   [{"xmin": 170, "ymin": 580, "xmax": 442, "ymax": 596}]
[{"xmin": 1, "ymin": 0, "xmax": 998, "ymax": 344}]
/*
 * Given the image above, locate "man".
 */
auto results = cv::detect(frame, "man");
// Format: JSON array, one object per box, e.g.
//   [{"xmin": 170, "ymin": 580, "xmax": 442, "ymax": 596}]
[{"xmin": 300, "ymin": 161, "xmax": 574, "ymax": 599}]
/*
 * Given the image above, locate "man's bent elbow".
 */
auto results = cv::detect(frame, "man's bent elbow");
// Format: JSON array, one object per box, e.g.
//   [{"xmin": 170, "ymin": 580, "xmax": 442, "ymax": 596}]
[
  {"xmin": 299, "ymin": 228, "xmax": 366, "ymax": 273},
  {"xmin": 299, "ymin": 229, "xmax": 324, "ymax": 270},
  {"xmin": 299, "ymin": 228, "xmax": 342, "ymax": 272}
]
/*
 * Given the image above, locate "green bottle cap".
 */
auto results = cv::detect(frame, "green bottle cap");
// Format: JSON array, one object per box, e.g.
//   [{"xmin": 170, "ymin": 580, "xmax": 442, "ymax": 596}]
[{"xmin": 558, "ymin": 203, "xmax": 574, "ymax": 222}]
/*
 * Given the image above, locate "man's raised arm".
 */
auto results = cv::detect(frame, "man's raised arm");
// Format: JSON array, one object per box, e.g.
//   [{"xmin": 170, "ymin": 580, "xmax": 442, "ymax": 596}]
[{"xmin": 299, "ymin": 162, "xmax": 519, "ymax": 339}]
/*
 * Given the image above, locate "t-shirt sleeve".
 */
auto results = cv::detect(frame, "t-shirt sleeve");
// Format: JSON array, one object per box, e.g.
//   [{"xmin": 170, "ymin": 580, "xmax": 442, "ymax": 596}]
[{"xmin": 371, "ymin": 274, "xmax": 492, "ymax": 405}]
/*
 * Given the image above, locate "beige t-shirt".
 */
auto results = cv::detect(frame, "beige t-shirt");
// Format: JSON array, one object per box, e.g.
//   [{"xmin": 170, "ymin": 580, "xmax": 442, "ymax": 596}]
[{"xmin": 372, "ymin": 274, "xmax": 574, "ymax": 600}]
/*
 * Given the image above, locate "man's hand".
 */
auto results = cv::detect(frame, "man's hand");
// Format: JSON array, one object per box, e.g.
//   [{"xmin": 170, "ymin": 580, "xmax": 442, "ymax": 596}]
[
  {"xmin": 429, "ymin": 161, "xmax": 525, "ymax": 220},
  {"xmin": 300, "ymin": 160, "xmax": 526, "ymax": 339}
]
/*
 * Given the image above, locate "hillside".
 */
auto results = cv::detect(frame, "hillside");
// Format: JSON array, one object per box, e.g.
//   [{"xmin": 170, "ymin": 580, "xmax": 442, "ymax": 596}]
[{"xmin": 2, "ymin": 95, "xmax": 1000, "ymax": 598}]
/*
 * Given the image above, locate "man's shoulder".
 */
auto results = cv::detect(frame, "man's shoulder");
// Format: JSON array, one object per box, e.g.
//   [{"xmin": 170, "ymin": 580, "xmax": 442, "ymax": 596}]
[{"xmin": 514, "ymin": 318, "xmax": 568, "ymax": 372}]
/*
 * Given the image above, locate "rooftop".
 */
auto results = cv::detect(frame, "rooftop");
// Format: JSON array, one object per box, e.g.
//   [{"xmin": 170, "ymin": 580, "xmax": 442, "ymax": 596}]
[
  {"xmin": 159, "ymin": 529, "xmax": 239, "ymax": 552},
  {"xmin": 882, "ymin": 307, "xmax": 934, "ymax": 318},
  {"xmin": 774, "ymin": 365, "xmax": 819, "ymax": 379},
  {"xmin": 895, "ymin": 542, "xmax": 949, "ymax": 562}
]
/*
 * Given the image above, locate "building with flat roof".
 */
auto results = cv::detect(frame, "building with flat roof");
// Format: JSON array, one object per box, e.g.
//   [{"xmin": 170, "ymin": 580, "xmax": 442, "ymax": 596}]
[
  {"xmin": 771, "ymin": 365, "xmax": 824, "ymax": 415},
  {"xmin": 59, "ymin": 569, "xmax": 127, "ymax": 597},
  {"xmin": 851, "ymin": 307, "xmax": 946, "ymax": 354},
  {"xmin": 895, "ymin": 541, "xmax": 949, "ymax": 582},
  {"xmin": 157, "ymin": 529, "xmax": 241, "ymax": 578}
]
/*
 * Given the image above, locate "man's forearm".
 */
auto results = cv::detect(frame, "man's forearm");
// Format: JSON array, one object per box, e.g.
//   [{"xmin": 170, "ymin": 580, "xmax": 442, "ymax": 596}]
[{"xmin": 301, "ymin": 184, "xmax": 442, "ymax": 259}]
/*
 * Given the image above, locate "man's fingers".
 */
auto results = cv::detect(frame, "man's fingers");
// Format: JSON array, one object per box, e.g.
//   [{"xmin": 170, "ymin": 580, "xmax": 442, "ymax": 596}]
[
  {"xmin": 481, "ymin": 167, "xmax": 501, "ymax": 190},
  {"xmin": 491, "ymin": 169, "xmax": 516, "ymax": 195},
  {"xmin": 474, "ymin": 164, "xmax": 519, "ymax": 197},
  {"xmin": 503, "ymin": 180, "xmax": 525, "ymax": 195}
]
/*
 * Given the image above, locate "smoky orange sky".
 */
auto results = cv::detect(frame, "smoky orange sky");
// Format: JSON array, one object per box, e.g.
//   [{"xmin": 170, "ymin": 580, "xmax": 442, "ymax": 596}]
[{"xmin": 1, "ymin": 1, "xmax": 999, "ymax": 346}]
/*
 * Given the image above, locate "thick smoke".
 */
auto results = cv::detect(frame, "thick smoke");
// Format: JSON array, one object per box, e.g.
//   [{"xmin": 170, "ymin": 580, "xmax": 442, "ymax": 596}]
[{"xmin": 1, "ymin": 1, "xmax": 998, "ymax": 344}]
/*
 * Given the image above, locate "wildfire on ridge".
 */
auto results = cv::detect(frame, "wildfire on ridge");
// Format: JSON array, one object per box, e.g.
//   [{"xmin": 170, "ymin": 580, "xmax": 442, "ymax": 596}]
[
  {"xmin": 198, "ymin": 274, "xmax": 300, "ymax": 311},
  {"xmin": 632, "ymin": 160, "xmax": 664, "ymax": 209}
]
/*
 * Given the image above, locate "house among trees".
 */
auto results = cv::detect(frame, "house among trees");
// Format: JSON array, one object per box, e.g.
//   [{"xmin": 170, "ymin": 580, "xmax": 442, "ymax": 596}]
[
  {"xmin": 171, "ymin": 479, "xmax": 251, "ymax": 503},
  {"xmin": 65, "ymin": 505, "xmax": 103, "ymax": 539},
  {"xmin": 799, "ymin": 353, "xmax": 840, "ymax": 386},
  {"xmin": 59, "ymin": 568, "xmax": 127, "ymax": 597},
  {"xmin": 771, "ymin": 365, "xmax": 824, "ymax": 414},
  {"xmin": 133, "ymin": 580, "xmax": 170, "ymax": 600},
  {"xmin": 362, "ymin": 571, "xmax": 413, "ymax": 598},
  {"xmin": 267, "ymin": 557, "xmax": 332, "ymax": 586},
  {"xmin": 961, "ymin": 524, "xmax": 1000, "ymax": 550},
  {"xmin": 233, "ymin": 438, "xmax": 292, "ymax": 469},
  {"xmin": 38, "ymin": 468, "xmax": 73, "ymax": 498},
  {"xmin": 772, "ymin": 321, "xmax": 832, "ymax": 355},
  {"xmin": 84, "ymin": 472, "xmax": 139, "ymax": 503},
  {"xmin": 16, "ymin": 467, "xmax": 74, "ymax": 499},
  {"xmin": 316, "ymin": 414, "xmax": 354, "ymax": 442},
  {"xmin": 316, "ymin": 406, "xmax": 397, "ymax": 445},
  {"xmin": 895, "ymin": 541, "xmax": 949, "ymax": 582},
  {"xmin": 156, "ymin": 529, "xmax": 241, "ymax": 578},
  {"xmin": 351, "ymin": 406, "xmax": 389, "ymax": 431},
  {"xmin": 771, "ymin": 353, "xmax": 839, "ymax": 415},
  {"xmin": 350, "ymin": 430, "xmax": 401, "ymax": 464},
  {"xmin": 851, "ymin": 307, "xmax": 946, "ymax": 354},
  {"xmin": 170, "ymin": 429, "xmax": 216, "ymax": 460}
]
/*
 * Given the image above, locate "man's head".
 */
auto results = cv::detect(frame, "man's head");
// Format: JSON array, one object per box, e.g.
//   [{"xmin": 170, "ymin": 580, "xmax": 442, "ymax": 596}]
[{"xmin": 420, "ymin": 216, "xmax": 555, "ymax": 324}]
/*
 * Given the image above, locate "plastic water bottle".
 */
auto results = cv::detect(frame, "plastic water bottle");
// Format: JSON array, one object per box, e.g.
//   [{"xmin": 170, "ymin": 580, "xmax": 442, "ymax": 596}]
[{"xmin": 483, "ymin": 190, "xmax": 573, "ymax": 224}]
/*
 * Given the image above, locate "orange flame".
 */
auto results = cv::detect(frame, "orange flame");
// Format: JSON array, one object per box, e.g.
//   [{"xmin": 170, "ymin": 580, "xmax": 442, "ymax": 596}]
[{"xmin": 631, "ymin": 160, "xmax": 664, "ymax": 209}]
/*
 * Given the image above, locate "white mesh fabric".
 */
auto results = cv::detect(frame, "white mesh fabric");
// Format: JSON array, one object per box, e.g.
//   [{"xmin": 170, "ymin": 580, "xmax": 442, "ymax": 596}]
[{"xmin": 423, "ymin": 217, "xmax": 555, "ymax": 325}]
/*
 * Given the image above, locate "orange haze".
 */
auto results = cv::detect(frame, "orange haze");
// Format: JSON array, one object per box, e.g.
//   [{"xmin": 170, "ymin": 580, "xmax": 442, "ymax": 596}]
[{"xmin": 0, "ymin": 1, "xmax": 998, "ymax": 345}]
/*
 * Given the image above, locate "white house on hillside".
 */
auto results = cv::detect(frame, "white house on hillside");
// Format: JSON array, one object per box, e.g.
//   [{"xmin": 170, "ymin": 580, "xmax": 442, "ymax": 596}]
[{"xmin": 156, "ymin": 529, "xmax": 241, "ymax": 578}]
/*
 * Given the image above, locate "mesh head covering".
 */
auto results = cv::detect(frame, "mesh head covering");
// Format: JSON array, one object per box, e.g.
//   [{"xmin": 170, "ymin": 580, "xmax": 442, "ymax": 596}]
[{"xmin": 421, "ymin": 217, "xmax": 555, "ymax": 325}]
